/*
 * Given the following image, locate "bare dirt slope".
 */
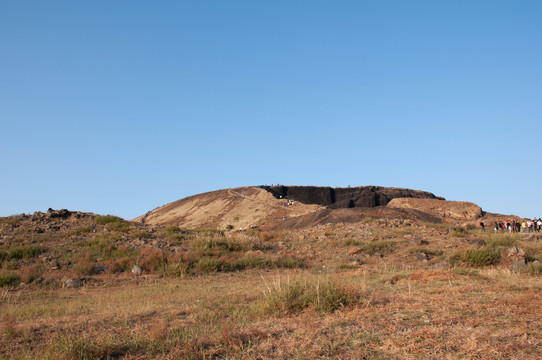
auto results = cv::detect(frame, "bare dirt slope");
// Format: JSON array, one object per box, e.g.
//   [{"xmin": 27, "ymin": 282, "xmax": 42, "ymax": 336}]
[
  {"xmin": 387, "ymin": 198, "xmax": 483, "ymax": 225},
  {"xmin": 134, "ymin": 187, "xmax": 323, "ymax": 229}
]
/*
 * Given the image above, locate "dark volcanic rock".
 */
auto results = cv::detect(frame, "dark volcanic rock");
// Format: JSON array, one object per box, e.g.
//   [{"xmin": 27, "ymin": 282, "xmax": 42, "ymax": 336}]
[{"xmin": 261, "ymin": 185, "xmax": 443, "ymax": 209}]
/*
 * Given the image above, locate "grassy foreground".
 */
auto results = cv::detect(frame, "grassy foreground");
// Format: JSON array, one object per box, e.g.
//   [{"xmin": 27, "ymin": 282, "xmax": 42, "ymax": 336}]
[
  {"xmin": 1, "ymin": 266, "xmax": 541, "ymax": 359},
  {"xmin": 1, "ymin": 213, "xmax": 542, "ymax": 358}
]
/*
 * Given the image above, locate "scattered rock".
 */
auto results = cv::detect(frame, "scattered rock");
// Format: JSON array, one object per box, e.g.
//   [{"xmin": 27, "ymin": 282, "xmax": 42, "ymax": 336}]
[
  {"xmin": 430, "ymin": 260, "xmax": 450, "ymax": 269},
  {"xmin": 411, "ymin": 236, "xmax": 429, "ymax": 246},
  {"xmin": 469, "ymin": 238, "xmax": 486, "ymax": 248},
  {"xmin": 502, "ymin": 247, "xmax": 526, "ymax": 268},
  {"xmin": 63, "ymin": 278, "xmax": 81, "ymax": 288},
  {"xmin": 348, "ymin": 247, "xmax": 362, "ymax": 255},
  {"xmin": 94, "ymin": 265, "xmax": 109, "ymax": 274},
  {"xmin": 415, "ymin": 252, "xmax": 428, "ymax": 261},
  {"xmin": 132, "ymin": 265, "xmax": 143, "ymax": 276},
  {"xmin": 531, "ymin": 260, "xmax": 541, "ymax": 266},
  {"xmin": 348, "ymin": 258, "xmax": 363, "ymax": 266},
  {"xmin": 512, "ymin": 260, "xmax": 526, "ymax": 270}
]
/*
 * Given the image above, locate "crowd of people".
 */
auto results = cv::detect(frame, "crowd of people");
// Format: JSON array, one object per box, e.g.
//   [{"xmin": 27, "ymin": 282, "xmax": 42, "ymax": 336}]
[{"xmin": 479, "ymin": 218, "xmax": 542, "ymax": 233}]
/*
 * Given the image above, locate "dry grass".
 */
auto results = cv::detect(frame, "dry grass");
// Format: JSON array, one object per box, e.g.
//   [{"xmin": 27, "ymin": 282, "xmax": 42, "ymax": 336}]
[
  {"xmin": 1, "ymin": 215, "xmax": 541, "ymax": 358},
  {"xmin": 0, "ymin": 266, "xmax": 540, "ymax": 359}
]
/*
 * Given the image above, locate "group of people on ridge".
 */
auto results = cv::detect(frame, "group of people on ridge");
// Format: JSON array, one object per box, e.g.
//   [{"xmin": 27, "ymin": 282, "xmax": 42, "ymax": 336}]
[{"xmin": 480, "ymin": 219, "xmax": 542, "ymax": 233}]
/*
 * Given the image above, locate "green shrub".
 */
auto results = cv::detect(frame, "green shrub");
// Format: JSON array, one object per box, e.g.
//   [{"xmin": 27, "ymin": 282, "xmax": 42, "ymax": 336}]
[
  {"xmin": 0, "ymin": 273, "xmax": 21, "ymax": 287},
  {"xmin": 485, "ymin": 235, "xmax": 517, "ymax": 248},
  {"xmin": 108, "ymin": 221, "xmax": 131, "ymax": 233},
  {"xmin": 258, "ymin": 277, "xmax": 358, "ymax": 314},
  {"xmin": 165, "ymin": 226, "xmax": 181, "ymax": 234},
  {"xmin": 0, "ymin": 246, "xmax": 45, "ymax": 261},
  {"xmin": 451, "ymin": 248, "xmax": 501, "ymax": 266},
  {"xmin": 95, "ymin": 215, "xmax": 125, "ymax": 225},
  {"xmin": 359, "ymin": 240, "xmax": 394, "ymax": 255},
  {"xmin": 194, "ymin": 254, "xmax": 304, "ymax": 273},
  {"xmin": 76, "ymin": 226, "xmax": 91, "ymax": 234},
  {"xmin": 192, "ymin": 237, "xmax": 264, "ymax": 255},
  {"xmin": 523, "ymin": 262, "xmax": 542, "ymax": 275},
  {"xmin": 132, "ymin": 230, "xmax": 150, "ymax": 239}
]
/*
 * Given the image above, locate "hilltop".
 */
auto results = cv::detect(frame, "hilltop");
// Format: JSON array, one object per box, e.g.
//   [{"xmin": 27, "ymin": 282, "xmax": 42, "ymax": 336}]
[{"xmin": 135, "ymin": 185, "xmax": 486, "ymax": 229}]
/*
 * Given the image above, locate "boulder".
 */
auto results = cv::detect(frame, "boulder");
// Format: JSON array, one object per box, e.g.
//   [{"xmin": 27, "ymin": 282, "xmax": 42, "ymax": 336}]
[
  {"xmin": 469, "ymin": 238, "xmax": 486, "ymax": 248},
  {"xmin": 410, "ymin": 236, "xmax": 429, "ymax": 246},
  {"xmin": 502, "ymin": 247, "xmax": 526, "ymax": 268},
  {"xmin": 132, "ymin": 265, "xmax": 143, "ymax": 276},
  {"xmin": 348, "ymin": 247, "xmax": 362, "ymax": 255},
  {"xmin": 63, "ymin": 278, "xmax": 81, "ymax": 288},
  {"xmin": 415, "ymin": 252, "xmax": 428, "ymax": 261}
]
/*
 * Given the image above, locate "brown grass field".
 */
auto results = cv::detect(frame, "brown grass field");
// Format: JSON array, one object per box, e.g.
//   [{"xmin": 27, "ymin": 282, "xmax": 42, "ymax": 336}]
[{"xmin": 1, "ymin": 212, "xmax": 541, "ymax": 359}]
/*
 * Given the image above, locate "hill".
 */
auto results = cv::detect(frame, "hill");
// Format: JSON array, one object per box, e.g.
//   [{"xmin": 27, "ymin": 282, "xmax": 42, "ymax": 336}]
[
  {"xmin": 135, "ymin": 185, "xmax": 448, "ymax": 229},
  {"xmin": 1, "ymin": 189, "xmax": 541, "ymax": 359}
]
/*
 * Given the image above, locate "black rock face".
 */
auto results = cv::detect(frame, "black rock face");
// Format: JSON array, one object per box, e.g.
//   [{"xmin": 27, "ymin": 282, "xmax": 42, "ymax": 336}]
[{"xmin": 260, "ymin": 185, "xmax": 444, "ymax": 208}]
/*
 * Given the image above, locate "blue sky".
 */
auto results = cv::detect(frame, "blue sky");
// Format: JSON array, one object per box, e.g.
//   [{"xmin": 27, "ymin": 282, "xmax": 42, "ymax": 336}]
[{"xmin": 1, "ymin": 1, "xmax": 541, "ymax": 219}]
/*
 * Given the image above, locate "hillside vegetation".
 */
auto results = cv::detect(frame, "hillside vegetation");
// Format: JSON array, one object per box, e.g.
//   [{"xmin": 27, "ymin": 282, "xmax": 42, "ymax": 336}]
[{"xmin": 1, "ymin": 202, "xmax": 541, "ymax": 359}]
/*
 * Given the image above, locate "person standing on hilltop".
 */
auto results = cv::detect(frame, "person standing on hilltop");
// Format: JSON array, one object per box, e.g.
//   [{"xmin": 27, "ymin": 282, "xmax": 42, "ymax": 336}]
[{"xmin": 480, "ymin": 221, "xmax": 485, "ymax": 232}]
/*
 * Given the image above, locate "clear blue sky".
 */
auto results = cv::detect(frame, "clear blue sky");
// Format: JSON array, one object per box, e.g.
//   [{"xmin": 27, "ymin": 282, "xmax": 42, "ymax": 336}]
[{"xmin": 1, "ymin": 1, "xmax": 541, "ymax": 220}]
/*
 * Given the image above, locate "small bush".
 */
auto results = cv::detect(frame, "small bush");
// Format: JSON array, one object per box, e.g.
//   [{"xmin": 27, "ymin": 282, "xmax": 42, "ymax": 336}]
[
  {"xmin": 523, "ymin": 262, "xmax": 542, "ymax": 275},
  {"xmin": 194, "ymin": 229, "xmax": 224, "ymax": 237},
  {"xmin": 73, "ymin": 256, "xmax": 97, "ymax": 276},
  {"xmin": 104, "ymin": 257, "xmax": 134, "ymax": 273},
  {"xmin": 165, "ymin": 226, "xmax": 181, "ymax": 234},
  {"xmin": 258, "ymin": 277, "xmax": 358, "ymax": 314},
  {"xmin": 95, "ymin": 215, "xmax": 125, "ymax": 225},
  {"xmin": 76, "ymin": 226, "xmax": 91, "ymax": 233},
  {"xmin": 0, "ymin": 246, "xmax": 45, "ymax": 261},
  {"xmin": 451, "ymin": 248, "xmax": 501, "ymax": 266},
  {"xmin": 108, "ymin": 221, "xmax": 131, "ymax": 233},
  {"xmin": 139, "ymin": 249, "xmax": 166, "ymax": 273},
  {"xmin": 1, "ymin": 314, "xmax": 17, "ymax": 339},
  {"xmin": 0, "ymin": 273, "xmax": 21, "ymax": 287},
  {"xmin": 450, "ymin": 226, "xmax": 468, "ymax": 238},
  {"xmin": 19, "ymin": 264, "xmax": 45, "ymax": 284},
  {"xmin": 485, "ymin": 235, "xmax": 517, "ymax": 248},
  {"xmin": 132, "ymin": 230, "xmax": 150, "ymax": 239}
]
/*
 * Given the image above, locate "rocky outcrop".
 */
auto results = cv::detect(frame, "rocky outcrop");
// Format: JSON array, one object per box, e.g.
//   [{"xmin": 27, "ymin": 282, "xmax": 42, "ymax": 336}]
[
  {"xmin": 261, "ymin": 186, "xmax": 443, "ymax": 209},
  {"xmin": 387, "ymin": 198, "xmax": 483, "ymax": 224}
]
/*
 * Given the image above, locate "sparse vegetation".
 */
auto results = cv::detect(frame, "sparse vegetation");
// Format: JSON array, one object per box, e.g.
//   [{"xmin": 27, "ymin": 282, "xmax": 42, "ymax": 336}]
[
  {"xmin": 95, "ymin": 215, "xmax": 125, "ymax": 225},
  {"xmin": 1, "ymin": 208, "xmax": 541, "ymax": 359},
  {"xmin": 451, "ymin": 248, "xmax": 501, "ymax": 266},
  {"xmin": 0, "ymin": 245, "xmax": 44, "ymax": 261},
  {"xmin": 257, "ymin": 276, "xmax": 359, "ymax": 314}
]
